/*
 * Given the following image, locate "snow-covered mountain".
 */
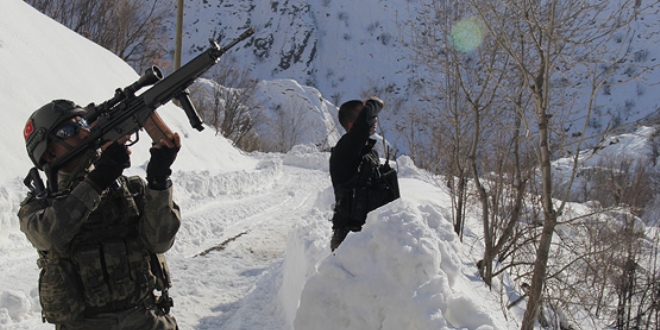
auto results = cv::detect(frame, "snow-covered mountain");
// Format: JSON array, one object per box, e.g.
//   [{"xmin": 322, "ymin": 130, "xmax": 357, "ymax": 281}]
[
  {"xmin": 174, "ymin": 0, "xmax": 414, "ymax": 104},
  {"xmin": 171, "ymin": 0, "xmax": 660, "ymax": 155}
]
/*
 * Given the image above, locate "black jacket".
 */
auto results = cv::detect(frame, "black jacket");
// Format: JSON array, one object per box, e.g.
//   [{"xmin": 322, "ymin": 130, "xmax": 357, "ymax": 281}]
[
  {"xmin": 329, "ymin": 100, "xmax": 382, "ymax": 187},
  {"xmin": 330, "ymin": 100, "xmax": 398, "ymax": 229}
]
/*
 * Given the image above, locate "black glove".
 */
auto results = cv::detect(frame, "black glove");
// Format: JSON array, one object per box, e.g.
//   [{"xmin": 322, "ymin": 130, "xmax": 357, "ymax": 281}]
[
  {"xmin": 87, "ymin": 143, "xmax": 130, "ymax": 192},
  {"xmin": 146, "ymin": 143, "xmax": 180, "ymax": 190},
  {"xmin": 365, "ymin": 97, "xmax": 384, "ymax": 114},
  {"xmin": 363, "ymin": 97, "xmax": 385, "ymax": 128}
]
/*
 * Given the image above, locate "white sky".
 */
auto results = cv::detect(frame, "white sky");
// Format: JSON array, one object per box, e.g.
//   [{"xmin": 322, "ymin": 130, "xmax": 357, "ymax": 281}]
[{"xmin": 0, "ymin": 1, "xmax": 658, "ymax": 330}]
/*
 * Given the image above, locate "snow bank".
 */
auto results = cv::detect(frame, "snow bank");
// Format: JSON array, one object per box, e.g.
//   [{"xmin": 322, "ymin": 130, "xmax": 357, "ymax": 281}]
[{"xmin": 284, "ymin": 176, "xmax": 511, "ymax": 330}]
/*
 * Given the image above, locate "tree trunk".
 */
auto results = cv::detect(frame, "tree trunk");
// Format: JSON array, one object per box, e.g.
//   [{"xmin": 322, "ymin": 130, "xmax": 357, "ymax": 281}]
[
  {"xmin": 521, "ymin": 212, "xmax": 556, "ymax": 330},
  {"xmin": 522, "ymin": 61, "xmax": 557, "ymax": 329},
  {"xmin": 453, "ymin": 173, "xmax": 467, "ymax": 236}
]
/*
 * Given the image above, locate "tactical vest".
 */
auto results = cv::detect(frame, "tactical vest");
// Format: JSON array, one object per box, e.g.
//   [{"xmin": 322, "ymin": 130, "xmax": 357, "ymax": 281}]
[
  {"xmin": 332, "ymin": 149, "xmax": 400, "ymax": 229},
  {"xmin": 35, "ymin": 176, "xmax": 171, "ymax": 324}
]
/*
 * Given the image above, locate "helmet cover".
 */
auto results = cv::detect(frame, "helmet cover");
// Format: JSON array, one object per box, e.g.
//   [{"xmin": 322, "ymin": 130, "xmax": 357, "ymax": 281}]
[{"xmin": 24, "ymin": 99, "xmax": 86, "ymax": 169}]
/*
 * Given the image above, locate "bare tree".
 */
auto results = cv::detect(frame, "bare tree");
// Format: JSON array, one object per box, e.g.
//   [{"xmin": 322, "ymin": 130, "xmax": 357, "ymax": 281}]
[
  {"xmin": 587, "ymin": 158, "xmax": 656, "ymax": 217},
  {"xmin": 267, "ymin": 103, "xmax": 308, "ymax": 153},
  {"xmin": 551, "ymin": 155, "xmax": 660, "ymax": 329},
  {"xmin": 402, "ymin": 1, "xmax": 476, "ymax": 241},
  {"xmin": 24, "ymin": 0, "xmax": 171, "ymax": 72},
  {"xmin": 189, "ymin": 59, "xmax": 260, "ymax": 151},
  {"xmin": 466, "ymin": 0, "xmax": 653, "ymax": 328},
  {"xmin": 406, "ymin": 0, "xmax": 658, "ymax": 327},
  {"xmin": 407, "ymin": 0, "xmax": 537, "ymax": 289}
]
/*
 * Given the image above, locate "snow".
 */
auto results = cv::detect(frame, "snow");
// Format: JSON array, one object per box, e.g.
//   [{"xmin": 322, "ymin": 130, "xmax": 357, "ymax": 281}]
[
  {"xmin": 1, "ymin": 1, "xmax": 657, "ymax": 330},
  {"xmin": 172, "ymin": 0, "xmax": 660, "ymax": 157}
]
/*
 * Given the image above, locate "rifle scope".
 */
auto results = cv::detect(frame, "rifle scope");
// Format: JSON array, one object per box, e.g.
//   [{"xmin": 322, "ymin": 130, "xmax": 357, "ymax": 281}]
[{"xmin": 84, "ymin": 66, "xmax": 164, "ymax": 123}]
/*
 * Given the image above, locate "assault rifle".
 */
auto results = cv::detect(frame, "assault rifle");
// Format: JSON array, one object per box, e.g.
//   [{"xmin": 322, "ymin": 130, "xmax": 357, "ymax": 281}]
[{"xmin": 27, "ymin": 28, "xmax": 255, "ymax": 194}]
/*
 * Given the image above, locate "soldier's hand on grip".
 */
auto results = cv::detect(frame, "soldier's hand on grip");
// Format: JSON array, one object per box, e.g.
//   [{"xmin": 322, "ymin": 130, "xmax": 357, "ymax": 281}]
[{"xmin": 146, "ymin": 133, "xmax": 181, "ymax": 190}]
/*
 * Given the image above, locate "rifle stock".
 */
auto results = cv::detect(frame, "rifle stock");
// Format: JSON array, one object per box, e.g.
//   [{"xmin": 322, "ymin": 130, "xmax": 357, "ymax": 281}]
[
  {"xmin": 144, "ymin": 112, "xmax": 174, "ymax": 144},
  {"xmin": 42, "ymin": 27, "xmax": 255, "ymax": 193}
]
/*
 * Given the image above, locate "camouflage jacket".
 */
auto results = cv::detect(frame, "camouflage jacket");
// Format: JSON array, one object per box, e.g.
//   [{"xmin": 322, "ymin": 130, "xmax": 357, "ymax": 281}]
[
  {"xmin": 17, "ymin": 172, "xmax": 181, "ymax": 322},
  {"xmin": 18, "ymin": 173, "xmax": 180, "ymax": 254}
]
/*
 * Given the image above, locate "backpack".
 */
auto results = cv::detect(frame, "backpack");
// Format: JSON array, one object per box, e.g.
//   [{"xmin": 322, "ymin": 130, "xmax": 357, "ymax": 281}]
[{"xmin": 333, "ymin": 153, "xmax": 400, "ymax": 228}]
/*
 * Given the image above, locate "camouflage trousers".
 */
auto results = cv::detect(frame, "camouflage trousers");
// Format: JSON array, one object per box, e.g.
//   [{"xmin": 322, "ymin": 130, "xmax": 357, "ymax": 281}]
[{"xmin": 55, "ymin": 302, "xmax": 178, "ymax": 330}]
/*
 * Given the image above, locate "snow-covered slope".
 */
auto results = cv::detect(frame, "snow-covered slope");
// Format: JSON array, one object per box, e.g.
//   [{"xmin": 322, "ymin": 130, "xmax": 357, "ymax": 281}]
[{"xmin": 172, "ymin": 0, "xmax": 660, "ymax": 154}]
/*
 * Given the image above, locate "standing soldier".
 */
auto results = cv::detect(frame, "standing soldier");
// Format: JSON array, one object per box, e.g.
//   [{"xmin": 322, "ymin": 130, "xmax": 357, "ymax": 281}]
[
  {"xmin": 19, "ymin": 99, "xmax": 181, "ymax": 329},
  {"xmin": 329, "ymin": 96, "xmax": 400, "ymax": 251}
]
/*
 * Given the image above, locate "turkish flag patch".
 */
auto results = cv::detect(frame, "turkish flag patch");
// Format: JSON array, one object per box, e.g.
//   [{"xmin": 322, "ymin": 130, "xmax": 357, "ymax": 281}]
[{"xmin": 24, "ymin": 120, "xmax": 34, "ymax": 140}]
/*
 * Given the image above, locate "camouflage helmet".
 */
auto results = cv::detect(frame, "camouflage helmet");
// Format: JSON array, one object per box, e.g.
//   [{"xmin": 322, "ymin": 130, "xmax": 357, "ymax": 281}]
[{"xmin": 23, "ymin": 99, "xmax": 86, "ymax": 170}]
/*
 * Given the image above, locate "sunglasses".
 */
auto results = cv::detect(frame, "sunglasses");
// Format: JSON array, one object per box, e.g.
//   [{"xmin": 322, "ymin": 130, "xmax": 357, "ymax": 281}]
[{"xmin": 55, "ymin": 118, "xmax": 90, "ymax": 139}]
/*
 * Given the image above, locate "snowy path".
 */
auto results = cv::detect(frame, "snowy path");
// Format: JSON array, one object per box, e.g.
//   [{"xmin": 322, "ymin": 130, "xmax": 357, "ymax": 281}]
[{"xmin": 168, "ymin": 155, "xmax": 330, "ymax": 329}]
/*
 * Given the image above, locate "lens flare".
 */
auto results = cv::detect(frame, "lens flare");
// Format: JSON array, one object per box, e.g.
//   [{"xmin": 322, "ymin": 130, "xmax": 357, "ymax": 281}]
[{"xmin": 450, "ymin": 17, "xmax": 485, "ymax": 52}]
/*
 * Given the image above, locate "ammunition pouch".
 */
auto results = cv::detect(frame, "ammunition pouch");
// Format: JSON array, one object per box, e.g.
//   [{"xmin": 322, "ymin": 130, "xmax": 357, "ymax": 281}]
[
  {"xmin": 37, "ymin": 257, "xmax": 85, "ymax": 324},
  {"xmin": 74, "ymin": 238, "xmax": 157, "ymax": 310}
]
